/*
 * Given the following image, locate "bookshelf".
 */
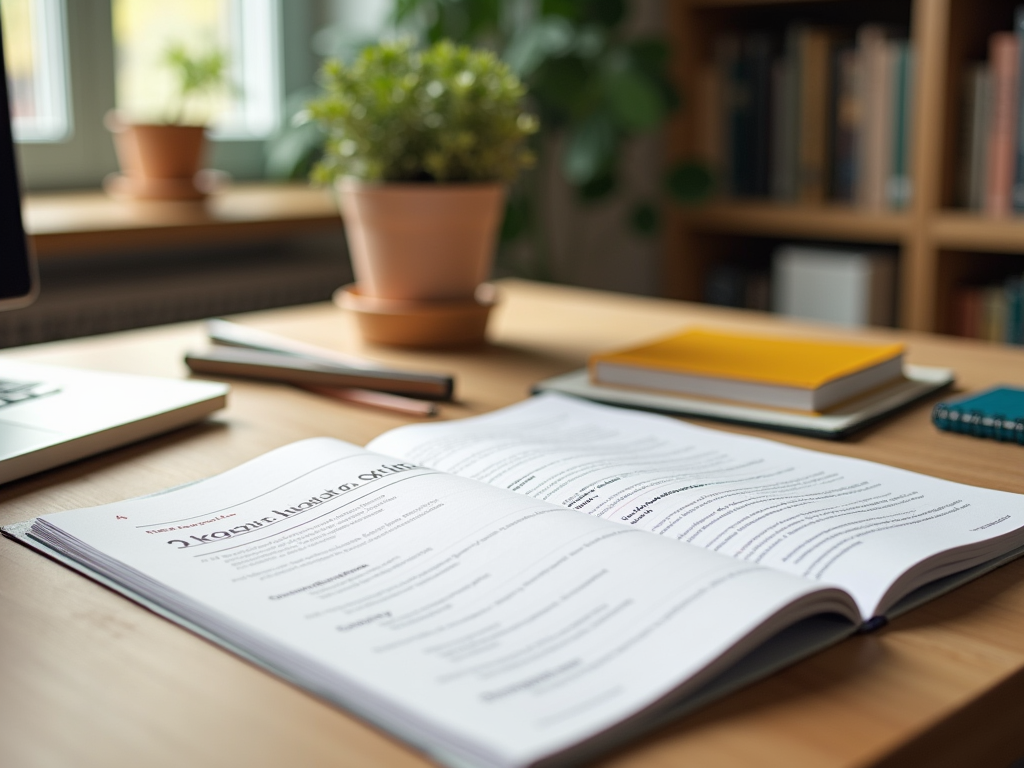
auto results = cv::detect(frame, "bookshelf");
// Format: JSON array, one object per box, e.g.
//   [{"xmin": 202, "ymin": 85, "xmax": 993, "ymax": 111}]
[{"xmin": 665, "ymin": 0, "xmax": 1024, "ymax": 337}]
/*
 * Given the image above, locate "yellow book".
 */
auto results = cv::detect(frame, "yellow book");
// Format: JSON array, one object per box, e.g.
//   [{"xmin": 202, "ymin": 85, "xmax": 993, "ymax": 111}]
[{"xmin": 589, "ymin": 328, "xmax": 905, "ymax": 411}]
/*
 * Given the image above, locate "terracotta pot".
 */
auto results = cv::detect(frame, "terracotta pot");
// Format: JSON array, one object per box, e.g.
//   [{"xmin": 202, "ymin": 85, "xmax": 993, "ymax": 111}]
[
  {"xmin": 336, "ymin": 178, "xmax": 505, "ymax": 301},
  {"xmin": 105, "ymin": 112, "xmax": 207, "ymax": 200}
]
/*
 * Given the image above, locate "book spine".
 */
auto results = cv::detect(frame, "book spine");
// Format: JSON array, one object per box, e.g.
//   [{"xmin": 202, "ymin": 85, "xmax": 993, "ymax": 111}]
[
  {"xmin": 733, "ymin": 37, "xmax": 756, "ymax": 196},
  {"xmin": 857, "ymin": 25, "xmax": 890, "ymax": 210},
  {"xmin": 798, "ymin": 28, "xmax": 831, "ymax": 202},
  {"xmin": 932, "ymin": 402, "xmax": 1024, "ymax": 443},
  {"xmin": 994, "ymin": 285, "xmax": 1008, "ymax": 341},
  {"xmin": 748, "ymin": 34, "xmax": 773, "ymax": 197},
  {"xmin": 958, "ymin": 68, "xmax": 976, "ymax": 207},
  {"xmin": 1007, "ymin": 276, "xmax": 1023, "ymax": 344},
  {"xmin": 716, "ymin": 36, "xmax": 740, "ymax": 197},
  {"xmin": 887, "ymin": 42, "xmax": 913, "ymax": 209},
  {"xmin": 966, "ymin": 65, "xmax": 993, "ymax": 210},
  {"xmin": 832, "ymin": 46, "xmax": 859, "ymax": 202},
  {"xmin": 771, "ymin": 26, "xmax": 800, "ymax": 201},
  {"xmin": 985, "ymin": 32, "xmax": 1019, "ymax": 217},
  {"xmin": 1013, "ymin": 6, "xmax": 1024, "ymax": 210},
  {"xmin": 696, "ymin": 64, "xmax": 724, "ymax": 192}
]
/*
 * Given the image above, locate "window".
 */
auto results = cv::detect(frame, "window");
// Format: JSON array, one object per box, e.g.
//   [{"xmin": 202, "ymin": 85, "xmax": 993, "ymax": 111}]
[
  {"xmin": 112, "ymin": 0, "xmax": 280, "ymax": 139},
  {"xmin": 0, "ymin": 0, "xmax": 70, "ymax": 142},
  {"xmin": 1, "ymin": 0, "xmax": 307, "ymax": 190}
]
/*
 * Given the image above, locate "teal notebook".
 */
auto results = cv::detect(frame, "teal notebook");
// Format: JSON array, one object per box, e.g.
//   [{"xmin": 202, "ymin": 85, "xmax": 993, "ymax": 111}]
[{"xmin": 932, "ymin": 386, "xmax": 1024, "ymax": 443}]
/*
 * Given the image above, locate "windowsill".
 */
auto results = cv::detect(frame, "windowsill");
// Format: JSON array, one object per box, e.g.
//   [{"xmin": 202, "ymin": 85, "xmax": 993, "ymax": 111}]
[{"xmin": 22, "ymin": 182, "xmax": 343, "ymax": 258}]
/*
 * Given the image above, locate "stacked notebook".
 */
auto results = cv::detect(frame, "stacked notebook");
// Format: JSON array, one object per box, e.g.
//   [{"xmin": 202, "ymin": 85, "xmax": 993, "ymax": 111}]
[{"xmin": 535, "ymin": 328, "xmax": 953, "ymax": 439}]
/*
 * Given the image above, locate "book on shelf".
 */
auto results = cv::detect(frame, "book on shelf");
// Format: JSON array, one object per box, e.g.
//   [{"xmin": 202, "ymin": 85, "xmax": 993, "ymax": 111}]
[
  {"xmin": 954, "ymin": 275, "xmax": 1024, "ymax": 343},
  {"xmin": 986, "ymin": 32, "xmax": 1019, "ymax": 217},
  {"xmin": 6, "ymin": 394, "xmax": 1024, "ymax": 768},
  {"xmin": 888, "ymin": 39, "xmax": 913, "ymax": 209},
  {"xmin": 705, "ymin": 23, "xmax": 912, "ymax": 210},
  {"xmin": 958, "ymin": 6, "xmax": 1024, "ymax": 214},
  {"xmin": 588, "ymin": 328, "xmax": 904, "ymax": 412},
  {"xmin": 717, "ymin": 33, "xmax": 773, "ymax": 197},
  {"xmin": 772, "ymin": 244, "xmax": 897, "ymax": 328},
  {"xmin": 796, "ymin": 26, "xmax": 834, "ymax": 203},
  {"xmin": 961, "ymin": 63, "xmax": 993, "ymax": 210},
  {"xmin": 1015, "ymin": 6, "xmax": 1024, "ymax": 210},
  {"xmin": 831, "ymin": 44, "xmax": 859, "ymax": 202},
  {"xmin": 703, "ymin": 263, "xmax": 770, "ymax": 311}
]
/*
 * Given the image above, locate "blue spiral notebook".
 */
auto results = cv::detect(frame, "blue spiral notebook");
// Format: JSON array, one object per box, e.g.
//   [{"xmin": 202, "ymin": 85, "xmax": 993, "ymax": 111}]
[{"xmin": 932, "ymin": 386, "xmax": 1024, "ymax": 443}]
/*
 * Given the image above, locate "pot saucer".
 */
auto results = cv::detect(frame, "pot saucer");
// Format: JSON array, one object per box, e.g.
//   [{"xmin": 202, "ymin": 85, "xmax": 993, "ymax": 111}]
[{"xmin": 334, "ymin": 284, "xmax": 497, "ymax": 348}]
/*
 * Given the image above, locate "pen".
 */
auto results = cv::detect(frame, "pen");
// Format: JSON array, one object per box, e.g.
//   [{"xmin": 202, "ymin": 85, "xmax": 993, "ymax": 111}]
[{"xmin": 185, "ymin": 345, "xmax": 454, "ymax": 400}]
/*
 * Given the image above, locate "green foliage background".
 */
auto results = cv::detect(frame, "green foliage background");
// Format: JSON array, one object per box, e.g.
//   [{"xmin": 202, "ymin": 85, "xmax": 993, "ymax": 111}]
[{"xmin": 392, "ymin": 0, "xmax": 710, "ymax": 249}]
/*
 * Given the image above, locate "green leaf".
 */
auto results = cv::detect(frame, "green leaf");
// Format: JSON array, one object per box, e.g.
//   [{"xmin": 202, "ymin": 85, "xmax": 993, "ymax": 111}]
[
  {"xmin": 603, "ymin": 67, "xmax": 666, "ymax": 132},
  {"xmin": 577, "ymin": 170, "xmax": 616, "ymax": 201},
  {"xmin": 666, "ymin": 161, "xmax": 713, "ymax": 202},
  {"xmin": 530, "ymin": 55, "xmax": 592, "ymax": 122},
  {"xmin": 583, "ymin": 0, "xmax": 626, "ymax": 26},
  {"xmin": 541, "ymin": 0, "xmax": 585, "ymax": 21},
  {"xmin": 265, "ymin": 122, "xmax": 324, "ymax": 180},
  {"xmin": 628, "ymin": 39, "xmax": 669, "ymax": 78},
  {"xmin": 629, "ymin": 201, "xmax": 659, "ymax": 235},
  {"xmin": 563, "ymin": 114, "xmax": 616, "ymax": 185}
]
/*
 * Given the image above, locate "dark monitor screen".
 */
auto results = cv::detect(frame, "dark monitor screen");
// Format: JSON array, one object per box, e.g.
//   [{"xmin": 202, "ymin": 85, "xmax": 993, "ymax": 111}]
[{"xmin": 0, "ymin": 17, "xmax": 37, "ymax": 309}]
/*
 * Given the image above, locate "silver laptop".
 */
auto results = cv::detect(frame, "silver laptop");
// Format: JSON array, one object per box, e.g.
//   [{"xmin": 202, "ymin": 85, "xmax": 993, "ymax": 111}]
[{"xmin": 0, "ymin": 30, "xmax": 227, "ymax": 484}]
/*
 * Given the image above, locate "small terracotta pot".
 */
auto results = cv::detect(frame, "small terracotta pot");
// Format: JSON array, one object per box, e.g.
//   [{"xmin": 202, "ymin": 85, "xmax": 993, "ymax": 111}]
[
  {"xmin": 105, "ymin": 112, "xmax": 207, "ymax": 200},
  {"xmin": 336, "ymin": 178, "xmax": 505, "ymax": 301}
]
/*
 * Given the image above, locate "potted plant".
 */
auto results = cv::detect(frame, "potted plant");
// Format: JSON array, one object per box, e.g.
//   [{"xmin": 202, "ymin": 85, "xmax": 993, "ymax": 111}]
[
  {"xmin": 308, "ymin": 40, "xmax": 536, "ymax": 346},
  {"xmin": 105, "ymin": 43, "xmax": 227, "ymax": 201}
]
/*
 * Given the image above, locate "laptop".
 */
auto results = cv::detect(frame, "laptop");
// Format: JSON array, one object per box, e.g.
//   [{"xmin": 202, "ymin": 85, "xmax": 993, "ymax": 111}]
[{"xmin": 0, "ymin": 31, "xmax": 227, "ymax": 485}]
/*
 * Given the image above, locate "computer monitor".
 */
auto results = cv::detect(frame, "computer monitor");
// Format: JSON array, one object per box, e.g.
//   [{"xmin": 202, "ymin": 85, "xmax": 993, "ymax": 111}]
[{"xmin": 0, "ymin": 24, "xmax": 38, "ymax": 311}]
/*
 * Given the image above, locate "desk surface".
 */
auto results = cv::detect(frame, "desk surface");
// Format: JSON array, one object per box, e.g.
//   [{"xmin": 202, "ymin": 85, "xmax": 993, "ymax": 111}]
[{"xmin": 2, "ymin": 279, "xmax": 1023, "ymax": 768}]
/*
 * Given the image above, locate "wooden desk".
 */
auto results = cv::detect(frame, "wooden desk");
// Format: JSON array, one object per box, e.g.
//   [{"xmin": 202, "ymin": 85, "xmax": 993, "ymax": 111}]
[{"xmin": 1, "ymin": 280, "xmax": 1023, "ymax": 768}]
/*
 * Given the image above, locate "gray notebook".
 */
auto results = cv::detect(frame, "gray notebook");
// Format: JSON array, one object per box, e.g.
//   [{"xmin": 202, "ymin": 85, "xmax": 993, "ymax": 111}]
[{"xmin": 532, "ymin": 364, "xmax": 954, "ymax": 440}]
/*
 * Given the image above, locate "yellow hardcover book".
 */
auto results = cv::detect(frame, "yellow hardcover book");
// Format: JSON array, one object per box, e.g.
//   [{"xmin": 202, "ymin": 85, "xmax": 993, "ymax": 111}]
[{"xmin": 589, "ymin": 328, "xmax": 905, "ymax": 411}]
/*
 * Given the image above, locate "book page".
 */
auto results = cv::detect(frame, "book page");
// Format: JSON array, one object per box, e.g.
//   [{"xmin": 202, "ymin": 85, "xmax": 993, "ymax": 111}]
[
  {"xmin": 29, "ymin": 437, "xmax": 852, "ymax": 768},
  {"xmin": 369, "ymin": 394, "xmax": 1024, "ymax": 619}
]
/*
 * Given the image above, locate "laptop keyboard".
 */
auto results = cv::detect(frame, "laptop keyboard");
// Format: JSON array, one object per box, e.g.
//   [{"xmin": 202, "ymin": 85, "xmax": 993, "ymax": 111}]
[{"xmin": 0, "ymin": 378, "xmax": 61, "ymax": 407}]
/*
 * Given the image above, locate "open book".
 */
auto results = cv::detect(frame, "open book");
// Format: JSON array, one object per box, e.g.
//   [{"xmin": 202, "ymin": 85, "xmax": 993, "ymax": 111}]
[{"xmin": 7, "ymin": 394, "xmax": 1024, "ymax": 768}]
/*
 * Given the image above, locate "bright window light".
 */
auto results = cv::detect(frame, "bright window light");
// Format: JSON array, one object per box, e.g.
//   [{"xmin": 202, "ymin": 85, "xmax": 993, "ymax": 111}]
[
  {"xmin": 112, "ymin": 0, "xmax": 280, "ymax": 139},
  {"xmin": 0, "ymin": 0, "xmax": 71, "ymax": 142}
]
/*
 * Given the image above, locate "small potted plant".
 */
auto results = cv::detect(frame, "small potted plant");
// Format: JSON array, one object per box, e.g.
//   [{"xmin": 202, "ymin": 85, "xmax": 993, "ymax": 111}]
[
  {"xmin": 308, "ymin": 39, "xmax": 537, "ymax": 346},
  {"xmin": 105, "ymin": 43, "xmax": 227, "ymax": 201}
]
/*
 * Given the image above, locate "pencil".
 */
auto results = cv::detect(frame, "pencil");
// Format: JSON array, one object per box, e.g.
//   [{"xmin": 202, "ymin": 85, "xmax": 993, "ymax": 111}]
[{"xmin": 297, "ymin": 384, "xmax": 438, "ymax": 417}]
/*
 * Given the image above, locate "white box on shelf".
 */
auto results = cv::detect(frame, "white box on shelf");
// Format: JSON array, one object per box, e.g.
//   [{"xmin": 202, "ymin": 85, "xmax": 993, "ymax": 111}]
[{"xmin": 771, "ymin": 245, "xmax": 896, "ymax": 327}]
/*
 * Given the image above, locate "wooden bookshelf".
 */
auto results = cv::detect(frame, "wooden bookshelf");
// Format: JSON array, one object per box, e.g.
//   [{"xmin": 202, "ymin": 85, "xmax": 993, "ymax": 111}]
[{"xmin": 665, "ymin": 0, "xmax": 1024, "ymax": 335}]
